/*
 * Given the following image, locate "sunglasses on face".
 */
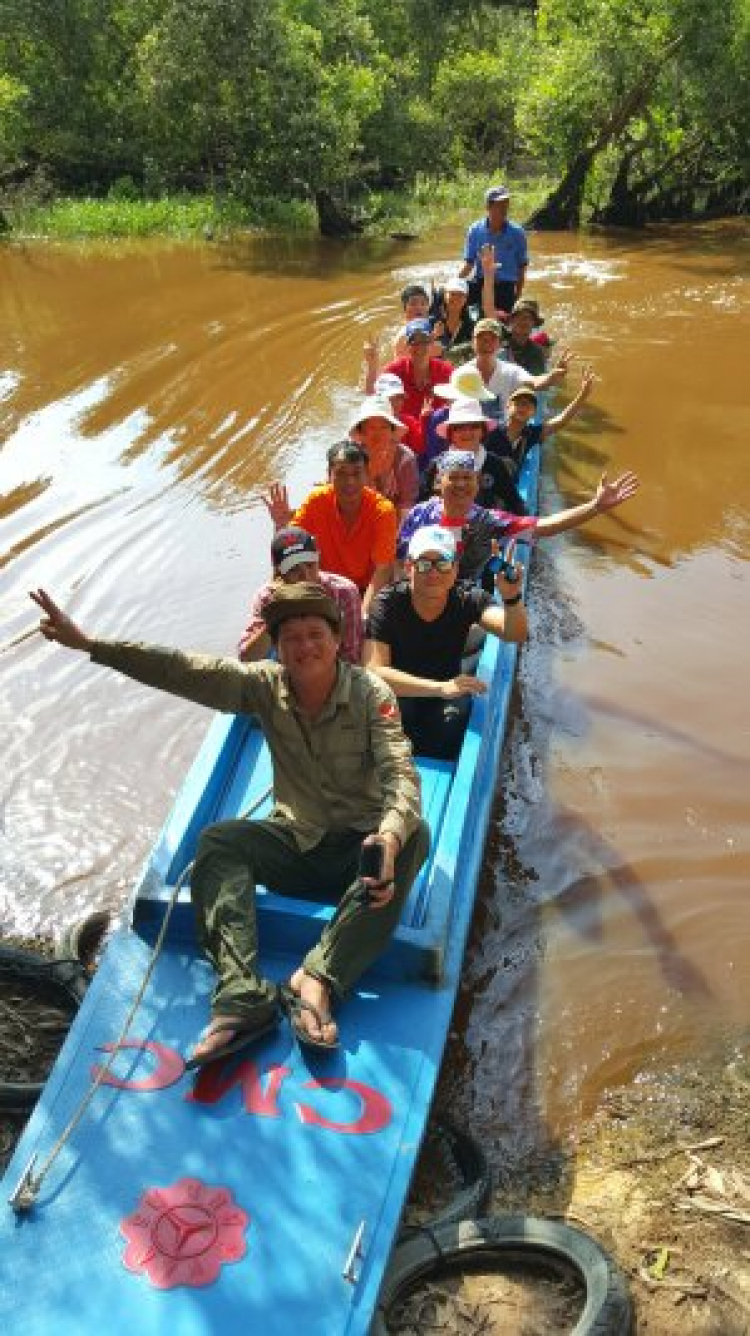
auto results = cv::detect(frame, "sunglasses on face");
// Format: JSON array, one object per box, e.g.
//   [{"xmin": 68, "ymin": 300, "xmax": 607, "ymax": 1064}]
[{"xmin": 413, "ymin": 557, "xmax": 455, "ymax": 573}]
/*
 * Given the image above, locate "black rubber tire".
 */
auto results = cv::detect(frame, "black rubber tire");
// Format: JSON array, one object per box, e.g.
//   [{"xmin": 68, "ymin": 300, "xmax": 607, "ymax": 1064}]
[
  {"xmin": 400, "ymin": 1120, "xmax": 491, "ymax": 1234},
  {"xmin": 374, "ymin": 1215, "xmax": 634, "ymax": 1336},
  {"xmin": 55, "ymin": 910, "xmax": 110, "ymax": 976},
  {"xmin": 0, "ymin": 946, "xmax": 87, "ymax": 1110}
]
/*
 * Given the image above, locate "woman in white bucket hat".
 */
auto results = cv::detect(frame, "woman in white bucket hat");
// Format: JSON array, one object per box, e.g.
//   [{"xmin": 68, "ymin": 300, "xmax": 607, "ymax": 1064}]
[
  {"xmin": 349, "ymin": 395, "xmax": 420, "ymax": 519},
  {"xmin": 429, "ymin": 398, "xmax": 526, "ymax": 513},
  {"xmin": 373, "ymin": 372, "xmax": 425, "ymax": 457}
]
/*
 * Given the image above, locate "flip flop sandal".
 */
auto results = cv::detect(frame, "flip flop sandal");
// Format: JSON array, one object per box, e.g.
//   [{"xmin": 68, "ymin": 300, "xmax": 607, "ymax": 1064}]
[
  {"xmin": 185, "ymin": 1013, "xmax": 279, "ymax": 1070},
  {"xmin": 280, "ymin": 988, "xmax": 339, "ymax": 1052}
]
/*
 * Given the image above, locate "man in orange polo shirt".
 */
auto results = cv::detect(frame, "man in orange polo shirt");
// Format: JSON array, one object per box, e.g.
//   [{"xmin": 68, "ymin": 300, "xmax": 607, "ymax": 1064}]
[{"xmin": 262, "ymin": 442, "xmax": 397, "ymax": 610}]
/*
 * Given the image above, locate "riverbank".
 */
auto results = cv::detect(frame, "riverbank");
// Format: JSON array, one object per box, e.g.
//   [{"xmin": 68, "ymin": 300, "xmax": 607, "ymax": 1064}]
[
  {"xmin": 1, "ymin": 172, "xmax": 551, "ymax": 241},
  {"xmin": 395, "ymin": 1036, "xmax": 750, "ymax": 1333}
]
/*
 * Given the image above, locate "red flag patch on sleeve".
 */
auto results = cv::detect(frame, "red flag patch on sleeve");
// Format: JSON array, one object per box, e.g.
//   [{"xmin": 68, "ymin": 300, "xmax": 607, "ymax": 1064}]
[{"xmin": 378, "ymin": 701, "xmax": 399, "ymax": 719}]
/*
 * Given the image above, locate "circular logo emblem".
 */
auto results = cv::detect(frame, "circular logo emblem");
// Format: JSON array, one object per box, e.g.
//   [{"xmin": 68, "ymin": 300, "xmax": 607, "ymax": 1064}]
[{"xmin": 121, "ymin": 1177, "xmax": 249, "ymax": 1289}]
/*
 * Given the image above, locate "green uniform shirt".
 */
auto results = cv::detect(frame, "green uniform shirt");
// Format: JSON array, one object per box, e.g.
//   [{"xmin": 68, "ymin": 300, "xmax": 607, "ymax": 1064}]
[{"xmin": 90, "ymin": 641, "xmax": 422, "ymax": 852}]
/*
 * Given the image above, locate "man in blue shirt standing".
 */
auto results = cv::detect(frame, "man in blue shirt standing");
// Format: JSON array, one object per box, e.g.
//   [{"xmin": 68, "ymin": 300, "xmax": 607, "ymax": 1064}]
[{"xmin": 459, "ymin": 184, "xmax": 529, "ymax": 317}]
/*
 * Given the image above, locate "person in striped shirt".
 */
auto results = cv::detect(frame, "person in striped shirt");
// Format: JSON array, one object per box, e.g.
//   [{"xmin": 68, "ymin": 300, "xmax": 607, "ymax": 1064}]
[
  {"xmin": 238, "ymin": 526, "xmax": 363, "ymax": 664},
  {"xmin": 397, "ymin": 450, "xmax": 640, "ymax": 583}
]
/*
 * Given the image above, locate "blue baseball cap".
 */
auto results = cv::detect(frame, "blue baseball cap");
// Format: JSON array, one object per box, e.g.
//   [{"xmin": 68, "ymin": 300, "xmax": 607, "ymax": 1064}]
[{"xmin": 404, "ymin": 318, "xmax": 433, "ymax": 343}]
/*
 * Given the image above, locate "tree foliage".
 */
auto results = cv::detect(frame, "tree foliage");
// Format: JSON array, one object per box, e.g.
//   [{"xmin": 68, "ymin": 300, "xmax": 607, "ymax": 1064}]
[{"xmin": 0, "ymin": 0, "xmax": 748, "ymax": 229}]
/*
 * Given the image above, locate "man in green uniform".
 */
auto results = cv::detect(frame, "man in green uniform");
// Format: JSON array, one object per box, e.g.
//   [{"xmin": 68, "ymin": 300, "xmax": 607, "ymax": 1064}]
[{"xmin": 30, "ymin": 583, "xmax": 427, "ymax": 1063}]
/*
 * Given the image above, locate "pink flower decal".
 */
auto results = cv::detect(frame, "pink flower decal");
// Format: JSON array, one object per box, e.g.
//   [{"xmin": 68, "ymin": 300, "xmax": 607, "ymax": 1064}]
[{"xmin": 120, "ymin": 1177, "xmax": 249, "ymax": 1289}]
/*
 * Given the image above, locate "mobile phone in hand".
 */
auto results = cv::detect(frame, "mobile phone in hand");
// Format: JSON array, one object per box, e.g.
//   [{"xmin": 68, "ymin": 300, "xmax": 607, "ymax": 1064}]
[
  {"xmin": 487, "ymin": 555, "xmax": 519, "ymax": 584},
  {"xmin": 358, "ymin": 840, "xmax": 385, "ymax": 882},
  {"xmin": 489, "ymin": 540, "xmax": 519, "ymax": 584}
]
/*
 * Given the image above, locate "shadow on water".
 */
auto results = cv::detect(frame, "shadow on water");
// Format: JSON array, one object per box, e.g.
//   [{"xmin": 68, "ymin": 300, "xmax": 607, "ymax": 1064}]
[
  {"xmin": 214, "ymin": 232, "xmax": 416, "ymax": 282},
  {"xmin": 426, "ymin": 535, "xmax": 719, "ymax": 1215}
]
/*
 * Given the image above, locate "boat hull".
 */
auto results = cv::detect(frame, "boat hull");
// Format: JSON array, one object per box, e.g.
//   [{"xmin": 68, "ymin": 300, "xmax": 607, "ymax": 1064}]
[{"xmin": 0, "ymin": 447, "xmax": 540, "ymax": 1334}]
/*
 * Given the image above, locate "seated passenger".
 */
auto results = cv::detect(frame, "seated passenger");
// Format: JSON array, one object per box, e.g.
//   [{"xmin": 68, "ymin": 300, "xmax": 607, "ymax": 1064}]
[
  {"xmin": 398, "ymin": 450, "xmax": 640, "ymax": 583},
  {"xmin": 381, "ymin": 320, "xmax": 454, "ymax": 418},
  {"xmin": 262, "ymin": 442, "xmax": 397, "ymax": 610},
  {"xmin": 468, "ymin": 318, "xmax": 573, "ymax": 421},
  {"xmin": 238, "ymin": 526, "xmax": 363, "ymax": 665},
  {"xmin": 31, "ymin": 584, "xmax": 428, "ymax": 1060},
  {"xmin": 349, "ymin": 395, "xmax": 420, "ymax": 519},
  {"xmin": 426, "ymin": 398, "xmax": 526, "ymax": 514},
  {"xmin": 429, "ymin": 256, "xmax": 495, "ymax": 364},
  {"xmin": 390, "ymin": 282, "xmax": 435, "ymax": 358},
  {"xmin": 422, "ymin": 364, "xmax": 498, "ymax": 470},
  {"xmin": 364, "ymin": 527, "xmax": 527, "ymax": 760},
  {"xmin": 374, "ymin": 372, "xmax": 424, "ymax": 456},
  {"xmin": 430, "ymin": 277, "xmax": 475, "ymax": 363},
  {"xmin": 501, "ymin": 299, "xmax": 551, "ymax": 375},
  {"xmin": 491, "ymin": 366, "xmax": 595, "ymax": 483}
]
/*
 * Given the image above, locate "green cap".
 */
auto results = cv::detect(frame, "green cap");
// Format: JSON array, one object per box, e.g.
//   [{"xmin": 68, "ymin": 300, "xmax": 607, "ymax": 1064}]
[{"xmin": 473, "ymin": 318, "xmax": 504, "ymax": 339}]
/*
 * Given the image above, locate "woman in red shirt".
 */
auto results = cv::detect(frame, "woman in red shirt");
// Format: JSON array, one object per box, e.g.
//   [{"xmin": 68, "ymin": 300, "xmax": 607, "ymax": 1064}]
[{"xmin": 381, "ymin": 320, "xmax": 453, "ymax": 418}]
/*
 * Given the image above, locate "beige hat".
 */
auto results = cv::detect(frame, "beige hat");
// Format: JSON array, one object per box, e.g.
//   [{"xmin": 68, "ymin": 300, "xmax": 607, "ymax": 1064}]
[
  {"xmin": 433, "ymin": 365, "xmax": 495, "ymax": 403},
  {"xmin": 507, "ymin": 384, "xmax": 539, "ymax": 405}
]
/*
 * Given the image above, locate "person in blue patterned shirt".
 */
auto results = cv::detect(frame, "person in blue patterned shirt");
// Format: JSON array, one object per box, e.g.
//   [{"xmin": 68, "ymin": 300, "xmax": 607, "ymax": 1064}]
[{"xmin": 397, "ymin": 450, "xmax": 639, "ymax": 583}]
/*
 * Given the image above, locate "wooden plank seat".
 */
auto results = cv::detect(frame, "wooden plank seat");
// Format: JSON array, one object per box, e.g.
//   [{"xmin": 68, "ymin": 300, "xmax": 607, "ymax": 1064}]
[{"xmin": 132, "ymin": 714, "xmax": 457, "ymax": 981}]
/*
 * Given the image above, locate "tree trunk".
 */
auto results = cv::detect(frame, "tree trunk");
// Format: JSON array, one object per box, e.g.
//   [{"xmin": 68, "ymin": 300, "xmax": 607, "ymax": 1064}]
[
  {"xmin": 524, "ymin": 152, "xmax": 594, "ymax": 230},
  {"xmin": 314, "ymin": 189, "xmax": 364, "ymax": 238},
  {"xmin": 525, "ymin": 36, "xmax": 683, "ymax": 231},
  {"xmin": 591, "ymin": 145, "xmax": 648, "ymax": 227}
]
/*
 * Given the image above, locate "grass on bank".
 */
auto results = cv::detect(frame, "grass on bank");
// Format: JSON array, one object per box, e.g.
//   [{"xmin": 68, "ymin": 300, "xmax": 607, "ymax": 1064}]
[
  {"xmin": 8, "ymin": 191, "xmax": 316, "ymax": 240},
  {"xmin": 363, "ymin": 170, "xmax": 553, "ymax": 237},
  {"xmin": 4, "ymin": 170, "xmax": 553, "ymax": 241}
]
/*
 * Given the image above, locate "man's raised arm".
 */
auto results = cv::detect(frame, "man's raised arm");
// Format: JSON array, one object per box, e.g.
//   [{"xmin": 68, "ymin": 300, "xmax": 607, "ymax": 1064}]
[
  {"xmin": 30, "ymin": 588, "xmax": 93, "ymax": 653},
  {"xmin": 30, "ymin": 588, "xmax": 252, "ymax": 716}
]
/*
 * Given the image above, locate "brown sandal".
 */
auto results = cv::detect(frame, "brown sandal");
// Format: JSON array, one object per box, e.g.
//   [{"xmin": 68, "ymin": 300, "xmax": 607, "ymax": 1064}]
[
  {"xmin": 185, "ymin": 1012, "xmax": 279, "ymax": 1070},
  {"xmin": 280, "ymin": 987, "xmax": 339, "ymax": 1051}
]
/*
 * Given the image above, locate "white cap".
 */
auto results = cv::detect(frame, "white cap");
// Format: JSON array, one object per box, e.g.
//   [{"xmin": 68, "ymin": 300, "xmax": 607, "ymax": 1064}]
[
  {"xmin": 374, "ymin": 373, "xmax": 405, "ymax": 398},
  {"xmin": 444, "ymin": 276, "xmax": 469, "ymax": 295},
  {"xmin": 407, "ymin": 525, "xmax": 457, "ymax": 563}
]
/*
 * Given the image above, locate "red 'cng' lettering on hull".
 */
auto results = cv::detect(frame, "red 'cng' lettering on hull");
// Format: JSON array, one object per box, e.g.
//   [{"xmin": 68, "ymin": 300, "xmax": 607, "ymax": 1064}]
[
  {"xmin": 189, "ymin": 1062, "xmax": 392, "ymax": 1135},
  {"xmin": 92, "ymin": 1040, "xmax": 184, "ymax": 1091},
  {"xmin": 186, "ymin": 1061, "xmax": 292, "ymax": 1116},
  {"xmin": 92, "ymin": 1040, "xmax": 393, "ymax": 1135},
  {"xmin": 295, "ymin": 1079, "xmax": 391, "ymax": 1134}
]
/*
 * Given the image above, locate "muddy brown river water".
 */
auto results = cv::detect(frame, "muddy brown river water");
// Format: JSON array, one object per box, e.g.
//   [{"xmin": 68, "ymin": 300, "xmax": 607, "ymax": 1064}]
[{"xmin": 1, "ymin": 220, "xmax": 748, "ymax": 1177}]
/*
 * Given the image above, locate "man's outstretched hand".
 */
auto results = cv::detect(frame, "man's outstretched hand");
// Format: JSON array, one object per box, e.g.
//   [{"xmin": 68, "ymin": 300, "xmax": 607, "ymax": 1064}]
[
  {"xmin": 30, "ymin": 589, "xmax": 92, "ymax": 653},
  {"xmin": 594, "ymin": 471, "xmax": 640, "ymax": 513}
]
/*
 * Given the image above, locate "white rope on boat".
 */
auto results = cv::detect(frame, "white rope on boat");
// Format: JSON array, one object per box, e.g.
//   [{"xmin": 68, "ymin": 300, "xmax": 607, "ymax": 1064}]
[{"xmin": 9, "ymin": 783, "xmax": 273, "ymax": 1214}]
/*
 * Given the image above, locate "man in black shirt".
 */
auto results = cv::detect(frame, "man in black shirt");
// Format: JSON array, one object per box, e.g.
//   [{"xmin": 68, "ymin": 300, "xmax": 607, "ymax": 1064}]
[{"xmin": 364, "ymin": 525, "xmax": 528, "ymax": 759}]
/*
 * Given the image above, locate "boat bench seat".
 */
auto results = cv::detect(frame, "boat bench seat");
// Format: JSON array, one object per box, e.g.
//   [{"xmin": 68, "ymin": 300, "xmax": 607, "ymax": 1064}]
[{"xmin": 133, "ymin": 715, "xmax": 457, "ymax": 982}]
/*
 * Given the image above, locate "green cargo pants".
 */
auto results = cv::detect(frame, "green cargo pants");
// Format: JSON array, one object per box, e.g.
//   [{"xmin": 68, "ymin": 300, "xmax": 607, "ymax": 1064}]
[{"xmin": 190, "ymin": 818, "xmax": 430, "ymax": 1020}]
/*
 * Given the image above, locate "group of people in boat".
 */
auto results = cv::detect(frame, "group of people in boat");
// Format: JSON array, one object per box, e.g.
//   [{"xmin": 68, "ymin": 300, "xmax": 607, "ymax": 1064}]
[{"xmin": 31, "ymin": 183, "xmax": 639, "ymax": 1066}]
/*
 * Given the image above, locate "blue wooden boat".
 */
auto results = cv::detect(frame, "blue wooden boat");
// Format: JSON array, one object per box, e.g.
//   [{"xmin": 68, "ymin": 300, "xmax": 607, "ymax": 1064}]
[{"xmin": 0, "ymin": 447, "xmax": 539, "ymax": 1335}]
